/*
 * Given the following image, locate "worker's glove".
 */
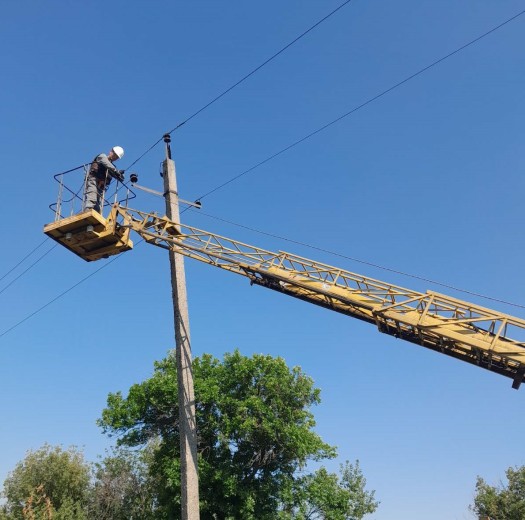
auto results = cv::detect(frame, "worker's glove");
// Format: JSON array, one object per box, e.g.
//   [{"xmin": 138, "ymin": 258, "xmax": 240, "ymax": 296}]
[{"xmin": 115, "ymin": 170, "xmax": 125, "ymax": 182}]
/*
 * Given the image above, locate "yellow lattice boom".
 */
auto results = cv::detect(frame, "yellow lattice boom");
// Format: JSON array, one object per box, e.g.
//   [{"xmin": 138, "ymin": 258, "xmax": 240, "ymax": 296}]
[
  {"xmin": 44, "ymin": 204, "xmax": 525, "ymax": 389},
  {"xmin": 117, "ymin": 206, "xmax": 525, "ymax": 389}
]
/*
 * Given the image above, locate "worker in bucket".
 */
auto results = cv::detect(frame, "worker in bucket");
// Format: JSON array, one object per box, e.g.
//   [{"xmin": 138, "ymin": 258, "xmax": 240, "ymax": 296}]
[{"xmin": 83, "ymin": 146, "xmax": 125, "ymax": 213}]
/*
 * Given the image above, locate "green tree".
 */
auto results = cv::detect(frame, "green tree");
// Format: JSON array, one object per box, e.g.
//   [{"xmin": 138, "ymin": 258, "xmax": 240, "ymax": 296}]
[
  {"xmin": 288, "ymin": 461, "xmax": 378, "ymax": 520},
  {"xmin": 98, "ymin": 350, "xmax": 340, "ymax": 519},
  {"xmin": 1, "ymin": 445, "xmax": 89, "ymax": 520},
  {"xmin": 472, "ymin": 465, "xmax": 525, "ymax": 520}
]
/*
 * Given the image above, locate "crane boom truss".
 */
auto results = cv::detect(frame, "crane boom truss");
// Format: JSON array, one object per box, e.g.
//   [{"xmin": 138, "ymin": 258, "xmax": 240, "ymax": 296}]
[{"xmin": 116, "ymin": 205, "xmax": 525, "ymax": 388}]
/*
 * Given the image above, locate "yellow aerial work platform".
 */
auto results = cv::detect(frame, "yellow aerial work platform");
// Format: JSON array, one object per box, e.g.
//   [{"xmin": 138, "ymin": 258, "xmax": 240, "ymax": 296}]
[{"xmin": 43, "ymin": 206, "xmax": 133, "ymax": 262}]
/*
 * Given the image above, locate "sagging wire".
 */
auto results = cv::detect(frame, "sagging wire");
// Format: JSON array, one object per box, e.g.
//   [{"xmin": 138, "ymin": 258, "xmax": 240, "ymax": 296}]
[
  {"xmin": 0, "ymin": 164, "xmax": 87, "ymax": 289},
  {"xmin": 193, "ymin": 8, "xmax": 525, "ymax": 202},
  {"xmin": 186, "ymin": 207, "xmax": 525, "ymax": 311},
  {"xmin": 0, "ymin": 255, "xmax": 117, "ymax": 339},
  {"xmin": 124, "ymin": 0, "xmax": 356, "ymax": 171},
  {"xmin": 0, "ymin": 239, "xmax": 144, "ymax": 339},
  {"xmin": 5, "ymin": 8, "xmax": 525, "ymax": 337},
  {"xmin": 0, "ymin": 238, "xmax": 50, "ymax": 284},
  {"xmin": 0, "ymin": 245, "xmax": 58, "ymax": 297}
]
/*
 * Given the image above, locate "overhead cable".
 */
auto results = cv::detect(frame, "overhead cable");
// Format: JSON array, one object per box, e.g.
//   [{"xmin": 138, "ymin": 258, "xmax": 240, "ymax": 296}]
[
  {"xmin": 190, "ymin": 208, "xmax": 525, "ymax": 311},
  {"xmin": 0, "ymin": 252, "xmax": 119, "ymax": 339},
  {"xmin": 0, "ymin": 238, "xmax": 50, "ymax": 284},
  {"xmin": 0, "ymin": 239, "xmax": 145, "ymax": 339},
  {"xmin": 0, "ymin": 164, "xmax": 88, "ymax": 287},
  {"xmin": 125, "ymin": 0, "xmax": 355, "ymax": 171},
  {"xmin": 194, "ymin": 8, "xmax": 525, "ymax": 201},
  {"xmin": 0, "ymin": 245, "xmax": 57, "ymax": 297},
  {"xmin": 5, "ymin": 8, "xmax": 524, "ymax": 338}
]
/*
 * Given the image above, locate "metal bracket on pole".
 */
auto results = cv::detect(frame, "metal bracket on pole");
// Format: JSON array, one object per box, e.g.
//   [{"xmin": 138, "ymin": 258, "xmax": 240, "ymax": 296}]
[{"xmin": 130, "ymin": 182, "xmax": 202, "ymax": 209}]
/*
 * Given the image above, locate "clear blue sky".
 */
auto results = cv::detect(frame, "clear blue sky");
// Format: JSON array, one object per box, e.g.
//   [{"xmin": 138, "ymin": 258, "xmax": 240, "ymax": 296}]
[{"xmin": 1, "ymin": 1, "xmax": 524, "ymax": 518}]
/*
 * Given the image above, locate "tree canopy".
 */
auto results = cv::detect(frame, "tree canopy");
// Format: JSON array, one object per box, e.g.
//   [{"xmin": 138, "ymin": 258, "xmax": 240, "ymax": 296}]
[
  {"xmin": 1, "ymin": 351, "xmax": 378, "ymax": 520},
  {"xmin": 98, "ymin": 350, "xmax": 379, "ymax": 519},
  {"xmin": 472, "ymin": 465, "xmax": 525, "ymax": 520},
  {"xmin": 1, "ymin": 445, "xmax": 90, "ymax": 520},
  {"xmin": 289, "ymin": 461, "xmax": 378, "ymax": 520}
]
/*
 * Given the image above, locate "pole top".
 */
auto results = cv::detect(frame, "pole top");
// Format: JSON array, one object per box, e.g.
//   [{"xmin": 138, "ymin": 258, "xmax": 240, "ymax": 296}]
[{"xmin": 163, "ymin": 134, "xmax": 172, "ymax": 160}]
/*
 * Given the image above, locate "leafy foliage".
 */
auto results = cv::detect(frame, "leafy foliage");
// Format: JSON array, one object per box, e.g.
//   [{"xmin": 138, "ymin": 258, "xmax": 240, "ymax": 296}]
[
  {"xmin": 287, "ymin": 461, "xmax": 379, "ymax": 520},
  {"xmin": 0, "ymin": 446, "xmax": 159, "ymax": 520},
  {"xmin": 1, "ymin": 351, "xmax": 379, "ymax": 520},
  {"xmin": 472, "ymin": 465, "xmax": 525, "ymax": 520},
  {"xmin": 98, "ymin": 350, "xmax": 339, "ymax": 518},
  {"xmin": 1, "ymin": 445, "xmax": 89, "ymax": 520}
]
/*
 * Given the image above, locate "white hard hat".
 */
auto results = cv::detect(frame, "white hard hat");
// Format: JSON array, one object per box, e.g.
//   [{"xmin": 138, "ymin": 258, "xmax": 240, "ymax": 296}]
[{"xmin": 112, "ymin": 146, "xmax": 124, "ymax": 159}]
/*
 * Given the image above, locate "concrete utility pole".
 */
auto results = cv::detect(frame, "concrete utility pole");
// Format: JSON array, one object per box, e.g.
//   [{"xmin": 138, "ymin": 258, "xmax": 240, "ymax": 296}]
[{"xmin": 162, "ymin": 134, "xmax": 200, "ymax": 520}]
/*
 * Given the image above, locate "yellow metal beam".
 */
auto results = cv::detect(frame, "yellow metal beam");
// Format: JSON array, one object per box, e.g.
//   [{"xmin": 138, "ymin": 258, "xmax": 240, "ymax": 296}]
[{"xmin": 114, "ymin": 205, "xmax": 525, "ymax": 389}]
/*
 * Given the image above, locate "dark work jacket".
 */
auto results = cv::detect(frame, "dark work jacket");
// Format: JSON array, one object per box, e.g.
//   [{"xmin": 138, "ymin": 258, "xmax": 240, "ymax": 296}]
[{"xmin": 88, "ymin": 153, "xmax": 119, "ymax": 188}]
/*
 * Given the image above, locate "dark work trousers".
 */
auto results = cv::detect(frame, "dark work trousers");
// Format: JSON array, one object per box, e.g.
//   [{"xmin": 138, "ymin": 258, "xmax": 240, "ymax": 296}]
[{"xmin": 83, "ymin": 174, "xmax": 105, "ymax": 213}]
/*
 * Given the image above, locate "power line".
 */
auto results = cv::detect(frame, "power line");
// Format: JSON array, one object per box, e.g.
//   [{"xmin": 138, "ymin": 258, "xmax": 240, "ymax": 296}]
[
  {"xmin": 125, "ymin": 0, "xmax": 355, "ymax": 171},
  {"xmin": 0, "ymin": 163, "xmax": 87, "ymax": 292},
  {"xmin": 166, "ymin": 0, "xmax": 355, "ymax": 134},
  {"xmin": 4, "ymin": 159, "xmax": 131, "ymax": 298},
  {"xmin": 0, "ymin": 245, "xmax": 57, "ymax": 297},
  {"xmin": 0, "ymin": 238, "xmax": 50, "ymax": 283},
  {"xmin": 194, "ymin": 8, "xmax": 525, "ymax": 201},
  {"xmin": 0, "ymin": 250, "xmax": 121, "ymax": 339},
  {"xmin": 0, "ymin": 238, "xmax": 147, "ymax": 339},
  {"xmin": 5, "ymin": 8, "xmax": 524, "ymax": 338},
  {"xmin": 190, "ymin": 207, "xmax": 525, "ymax": 311},
  {"xmin": 125, "ymin": 136, "xmax": 165, "ymax": 172}
]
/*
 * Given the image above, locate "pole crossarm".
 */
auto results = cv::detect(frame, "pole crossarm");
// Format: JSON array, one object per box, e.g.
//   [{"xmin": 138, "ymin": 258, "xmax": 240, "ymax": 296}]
[{"xmin": 118, "ymin": 205, "xmax": 525, "ymax": 389}]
